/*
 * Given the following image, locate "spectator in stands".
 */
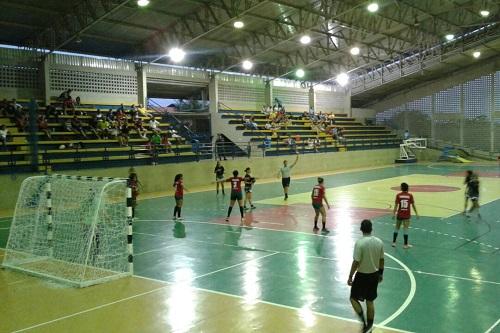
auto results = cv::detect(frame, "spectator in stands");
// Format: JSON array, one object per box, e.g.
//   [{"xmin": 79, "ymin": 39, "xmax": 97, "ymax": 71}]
[
  {"xmin": 263, "ymin": 135, "xmax": 271, "ymax": 150},
  {"xmin": 309, "ymin": 106, "xmax": 315, "ymax": 118},
  {"xmin": 116, "ymin": 108, "xmax": 126, "ymax": 124},
  {"xmin": 75, "ymin": 96, "xmax": 81, "ymax": 107},
  {"xmin": 273, "ymin": 97, "xmax": 283, "ymax": 110},
  {"xmin": 286, "ymin": 136, "xmax": 297, "ymax": 153},
  {"xmin": 118, "ymin": 123, "xmax": 130, "ymax": 146},
  {"xmin": 87, "ymin": 114, "xmax": 100, "ymax": 139},
  {"xmin": 404, "ymin": 130, "xmax": 410, "ymax": 140},
  {"xmin": 133, "ymin": 117, "xmax": 147, "ymax": 139},
  {"xmin": 8, "ymin": 99, "xmax": 23, "ymax": 119},
  {"xmin": 44, "ymin": 104, "xmax": 60, "ymax": 122},
  {"xmin": 107, "ymin": 108, "xmax": 116, "ymax": 121},
  {"xmin": 117, "ymin": 103, "xmax": 125, "ymax": 113},
  {"xmin": 15, "ymin": 110, "xmax": 28, "ymax": 132},
  {"xmin": 149, "ymin": 116, "xmax": 160, "ymax": 133},
  {"xmin": 161, "ymin": 132, "xmax": 172, "ymax": 153},
  {"xmin": 97, "ymin": 119, "xmax": 109, "ymax": 139},
  {"xmin": 337, "ymin": 127, "xmax": 346, "ymax": 144},
  {"xmin": 37, "ymin": 115, "xmax": 52, "ymax": 139},
  {"xmin": 95, "ymin": 109, "xmax": 103, "ymax": 121},
  {"xmin": 110, "ymin": 120, "xmax": 120, "ymax": 138},
  {"xmin": 137, "ymin": 104, "xmax": 150, "ymax": 117},
  {"xmin": 0, "ymin": 99, "xmax": 8, "ymax": 116},
  {"xmin": 71, "ymin": 115, "xmax": 87, "ymax": 138},
  {"xmin": 215, "ymin": 134, "xmax": 227, "ymax": 161},
  {"xmin": 0, "ymin": 125, "xmax": 8, "ymax": 149},
  {"xmin": 58, "ymin": 89, "xmax": 75, "ymax": 115},
  {"xmin": 265, "ymin": 122, "xmax": 272, "ymax": 130},
  {"xmin": 129, "ymin": 104, "xmax": 139, "ymax": 119}
]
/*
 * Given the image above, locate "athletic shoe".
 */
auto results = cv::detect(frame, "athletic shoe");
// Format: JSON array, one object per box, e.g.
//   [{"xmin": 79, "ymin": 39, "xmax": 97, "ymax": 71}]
[
  {"xmin": 363, "ymin": 324, "xmax": 373, "ymax": 333},
  {"xmin": 313, "ymin": 226, "xmax": 319, "ymax": 231},
  {"xmin": 251, "ymin": 205, "xmax": 256, "ymax": 209},
  {"xmin": 241, "ymin": 217, "xmax": 245, "ymax": 224},
  {"xmin": 177, "ymin": 217, "xmax": 184, "ymax": 221},
  {"xmin": 321, "ymin": 228, "xmax": 330, "ymax": 233},
  {"xmin": 225, "ymin": 217, "xmax": 229, "ymax": 222},
  {"xmin": 403, "ymin": 244, "xmax": 413, "ymax": 249},
  {"xmin": 244, "ymin": 206, "xmax": 249, "ymax": 210},
  {"xmin": 172, "ymin": 216, "xmax": 177, "ymax": 221},
  {"xmin": 391, "ymin": 243, "xmax": 396, "ymax": 247}
]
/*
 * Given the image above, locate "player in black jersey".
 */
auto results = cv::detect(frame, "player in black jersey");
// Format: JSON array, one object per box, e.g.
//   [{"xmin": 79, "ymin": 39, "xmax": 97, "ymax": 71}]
[
  {"xmin": 214, "ymin": 161, "xmax": 225, "ymax": 195},
  {"xmin": 464, "ymin": 170, "xmax": 481, "ymax": 218},
  {"xmin": 243, "ymin": 167, "xmax": 256, "ymax": 210}
]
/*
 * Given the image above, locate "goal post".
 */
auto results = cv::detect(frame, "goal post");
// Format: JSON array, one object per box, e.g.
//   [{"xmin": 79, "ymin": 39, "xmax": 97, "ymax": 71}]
[{"xmin": 2, "ymin": 174, "xmax": 133, "ymax": 287}]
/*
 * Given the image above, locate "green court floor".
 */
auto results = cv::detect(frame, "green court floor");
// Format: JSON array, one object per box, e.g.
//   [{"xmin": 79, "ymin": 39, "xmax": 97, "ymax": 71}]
[{"xmin": 1, "ymin": 163, "xmax": 499, "ymax": 333}]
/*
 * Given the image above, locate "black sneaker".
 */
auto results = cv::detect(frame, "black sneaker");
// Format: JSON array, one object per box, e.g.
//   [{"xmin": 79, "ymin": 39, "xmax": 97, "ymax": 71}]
[
  {"xmin": 321, "ymin": 228, "xmax": 330, "ymax": 233},
  {"xmin": 313, "ymin": 226, "xmax": 319, "ymax": 231},
  {"xmin": 251, "ymin": 205, "xmax": 256, "ymax": 209},
  {"xmin": 363, "ymin": 324, "xmax": 373, "ymax": 333}
]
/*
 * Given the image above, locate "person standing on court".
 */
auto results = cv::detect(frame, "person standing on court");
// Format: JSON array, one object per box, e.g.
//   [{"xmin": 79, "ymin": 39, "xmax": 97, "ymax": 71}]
[
  {"xmin": 278, "ymin": 154, "xmax": 299, "ymax": 200},
  {"xmin": 348, "ymin": 219, "xmax": 384, "ymax": 333}
]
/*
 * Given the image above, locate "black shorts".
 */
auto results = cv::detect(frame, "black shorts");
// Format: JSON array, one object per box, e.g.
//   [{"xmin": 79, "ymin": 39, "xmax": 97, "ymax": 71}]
[
  {"xmin": 350, "ymin": 272, "xmax": 380, "ymax": 302},
  {"xmin": 282, "ymin": 177, "xmax": 291, "ymax": 188},
  {"xmin": 175, "ymin": 195, "xmax": 183, "ymax": 203},
  {"xmin": 312, "ymin": 203, "xmax": 323, "ymax": 210},
  {"xmin": 230, "ymin": 191, "xmax": 243, "ymax": 201}
]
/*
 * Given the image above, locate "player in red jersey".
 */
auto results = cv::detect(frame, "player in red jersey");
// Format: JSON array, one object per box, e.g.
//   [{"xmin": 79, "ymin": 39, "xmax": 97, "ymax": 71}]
[
  {"xmin": 225, "ymin": 170, "xmax": 245, "ymax": 223},
  {"xmin": 392, "ymin": 182, "xmax": 418, "ymax": 248},
  {"xmin": 311, "ymin": 177, "xmax": 331, "ymax": 233},
  {"xmin": 173, "ymin": 174, "xmax": 188, "ymax": 220}
]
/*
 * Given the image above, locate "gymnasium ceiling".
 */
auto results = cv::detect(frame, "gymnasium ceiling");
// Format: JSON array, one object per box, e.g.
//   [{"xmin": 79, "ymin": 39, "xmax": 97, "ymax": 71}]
[{"xmin": 1, "ymin": 0, "xmax": 500, "ymax": 106}]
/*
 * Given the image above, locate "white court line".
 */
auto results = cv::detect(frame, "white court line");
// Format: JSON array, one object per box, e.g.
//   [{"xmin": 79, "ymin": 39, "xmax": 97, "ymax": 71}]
[
  {"xmin": 485, "ymin": 318, "xmax": 500, "ymax": 333},
  {"xmin": 0, "ymin": 227, "xmax": 10, "ymax": 230},
  {"xmin": 134, "ymin": 243, "xmax": 183, "ymax": 256},
  {"xmin": 378, "ymin": 253, "xmax": 416, "ymax": 327},
  {"xmin": 413, "ymin": 270, "xmax": 500, "ymax": 286}
]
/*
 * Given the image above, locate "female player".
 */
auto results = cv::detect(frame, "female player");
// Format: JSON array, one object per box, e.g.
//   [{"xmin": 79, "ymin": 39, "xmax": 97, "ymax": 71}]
[
  {"xmin": 464, "ymin": 170, "xmax": 481, "ymax": 218},
  {"xmin": 214, "ymin": 161, "xmax": 225, "ymax": 195},
  {"xmin": 225, "ymin": 170, "xmax": 245, "ymax": 223},
  {"xmin": 173, "ymin": 174, "xmax": 188, "ymax": 220},
  {"xmin": 243, "ymin": 167, "xmax": 256, "ymax": 210},
  {"xmin": 128, "ymin": 171, "xmax": 140, "ymax": 218},
  {"xmin": 392, "ymin": 182, "xmax": 419, "ymax": 248},
  {"xmin": 311, "ymin": 177, "xmax": 330, "ymax": 233}
]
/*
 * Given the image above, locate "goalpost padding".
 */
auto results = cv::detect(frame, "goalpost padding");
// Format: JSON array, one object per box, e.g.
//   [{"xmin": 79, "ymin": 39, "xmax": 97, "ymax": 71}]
[{"xmin": 2, "ymin": 174, "xmax": 133, "ymax": 287}]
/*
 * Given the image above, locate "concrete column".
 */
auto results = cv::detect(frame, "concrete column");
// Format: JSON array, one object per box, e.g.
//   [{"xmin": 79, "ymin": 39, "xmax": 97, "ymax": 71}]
[
  {"xmin": 345, "ymin": 87, "xmax": 352, "ymax": 117},
  {"xmin": 264, "ymin": 80, "xmax": 272, "ymax": 106},
  {"xmin": 309, "ymin": 86, "xmax": 315, "ymax": 112},
  {"xmin": 136, "ymin": 64, "xmax": 147, "ymax": 107},
  {"xmin": 430, "ymin": 94, "xmax": 435, "ymax": 143},
  {"xmin": 209, "ymin": 74, "xmax": 219, "ymax": 139},
  {"xmin": 41, "ymin": 56, "xmax": 51, "ymax": 106},
  {"xmin": 490, "ymin": 73, "xmax": 495, "ymax": 153}
]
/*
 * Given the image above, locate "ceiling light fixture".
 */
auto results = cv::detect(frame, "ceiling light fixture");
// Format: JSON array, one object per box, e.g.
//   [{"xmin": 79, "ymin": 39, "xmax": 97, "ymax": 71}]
[
  {"xmin": 300, "ymin": 35, "xmax": 311, "ymax": 44},
  {"xmin": 350, "ymin": 47, "xmax": 360, "ymax": 55},
  {"xmin": 367, "ymin": 3, "xmax": 379, "ymax": 13},
  {"xmin": 336, "ymin": 73, "xmax": 349, "ymax": 87},
  {"xmin": 445, "ymin": 34, "xmax": 455, "ymax": 41},
  {"xmin": 137, "ymin": 0, "xmax": 150, "ymax": 7},
  {"xmin": 242, "ymin": 60, "xmax": 253, "ymax": 70},
  {"xmin": 480, "ymin": 10, "xmax": 490, "ymax": 17},
  {"xmin": 473, "ymin": 51, "xmax": 481, "ymax": 58},
  {"xmin": 233, "ymin": 21, "xmax": 244, "ymax": 29},
  {"xmin": 296, "ymin": 69, "xmax": 305, "ymax": 78},
  {"xmin": 168, "ymin": 47, "xmax": 185, "ymax": 63}
]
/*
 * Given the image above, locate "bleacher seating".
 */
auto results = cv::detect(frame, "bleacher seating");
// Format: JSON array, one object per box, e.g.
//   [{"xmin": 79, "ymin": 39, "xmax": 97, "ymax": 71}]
[
  {"xmin": 220, "ymin": 109, "xmax": 400, "ymax": 155},
  {"xmin": 0, "ymin": 100, "xmax": 201, "ymax": 172}
]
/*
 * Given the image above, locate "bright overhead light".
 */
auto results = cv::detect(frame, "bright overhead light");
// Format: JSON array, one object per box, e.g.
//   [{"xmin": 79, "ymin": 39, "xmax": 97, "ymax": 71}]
[
  {"xmin": 445, "ymin": 34, "xmax": 455, "ymax": 41},
  {"xmin": 233, "ymin": 21, "xmax": 244, "ymax": 29},
  {"xmin": 350, "ymin": 47, "xmax": 360, "ymax": 55},
  {"xmin": 137, "ymin": 0, "xmax": 150, "ymax": 7},
  {"xmin": 168, "ymin": 47, "xmax": 185, "ymax": 63},
  {"xmin": 242, "ymin": 60, "xmax": 253, "ymax": 70},
  {"xmin": 473, "ymin": 51, "xmax": 481, "ymax": 58},
  {"xmin": 336, "ymin": 73, "xmax": 349, "ymax": 87},
  {"xmin": 300, "ymin": 35, "xmax": 311, "ymax": 44},
  {"xmin": 367, "ymin": 3, "xmax": 379, "ymax": 12},
  {"xmin": 296, "ymin": 69, "xmax": 305, "ymax": 78},
  {"xmin": 480, "ymin": 10, "xmax": 490, "ymax": 17}
]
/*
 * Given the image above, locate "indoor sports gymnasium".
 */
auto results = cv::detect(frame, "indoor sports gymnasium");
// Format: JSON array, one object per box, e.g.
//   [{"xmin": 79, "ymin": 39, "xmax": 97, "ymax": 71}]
[{"xmin": 0, "ymin": 1, "xmax": 499, "ymax": 333}]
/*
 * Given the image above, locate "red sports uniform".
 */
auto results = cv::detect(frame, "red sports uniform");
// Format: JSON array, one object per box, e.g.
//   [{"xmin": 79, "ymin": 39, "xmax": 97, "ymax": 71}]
[
  {"xmin": 174, "ymin": 180, "xmax": 184, "ymax": 198},
  {"xmin": 395, "ymin": 192, "xmax": 414, "ymax": 219},
  {"xmin": 228, "ymin": 177, "xmax": 244, "ymax": 192},
  {"xmin": 312, "ymin": 185, "xmax": 325, "ymax": 205}
]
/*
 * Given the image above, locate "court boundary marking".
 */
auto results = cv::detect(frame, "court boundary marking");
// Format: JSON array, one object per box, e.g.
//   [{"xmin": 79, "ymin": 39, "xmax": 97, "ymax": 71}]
[{"xmin": 485, "ymin": 318, "xmax": 500, "ymax": 333}]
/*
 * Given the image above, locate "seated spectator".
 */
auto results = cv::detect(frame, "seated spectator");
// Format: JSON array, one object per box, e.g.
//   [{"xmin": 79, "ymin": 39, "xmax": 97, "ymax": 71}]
[
  {"xmin": 148, "ymin": 116, "xmax": 160, "ymax": 133},
  {"xmin": 107, "ymin": 108, "xmax": 116, "ymax": 121},
  {"xmin": 71, "ymin": 115, "xmax": 87, "ymax": 138},
  {"xmin": 285, "ymin": 136, "xmax": 297, "ymax": 153},
  {"xmin": 129, "ymin": 104, "xmax": 139, "ymax": 119},
  {"xmin": 337, "ymin": 127, "xmax": 346, "ymax": 143},
  {"xmin": 308, "ymin": 106, "xmax": 315, "ymax": 118},
  {"xmin": 87, "ymin": 114, "xmax": 100, "ymax": 139},
  {"xmin": 151, "ymin": 132, "xmax": 161, "ymax": 146},
  {"xmin": 404, "ymin": 129, "xmax": 410, "ymax": 140},
  {"xmin": 161, "ymin": 132, "xmax": 172, "ymax": 153},
  {"xmin": 117, "ymin": 103, "xmax": 125, "ymax": 113},
  {"xmin": 0, "ymin": 99, "xmax": 8, "ymax": 116},
  {"xmin": 75, "ymin": 96, "xmax": 81, "ymax": 107},
  {"xmin": 97, "ymin": 119, "xmax": 110, "ymax": 139},
  {"xmin": 95, "ymin": 109, "xmax": 103, "ymax": 121},
  {"xmin": 0, "ymin": 125, "xmax": 8, "ymax": 149},
  {"xmin": 244, "ymin": 116, "xmax": 258, "ymax": 130},
  {"xmin": 109, "ymin": 120, "xmax": 120, "ymax": 138},
  {"xmin": 15, "ymin": 110, "xmax": 28, "ymax": 132},
  {"xmin": 116, "ymin": 109, "xmax": 126, "ymax": 124},
  {"xmin": 63, "ymin": 119, "xmax": 73, "ymax": 132},
  {"xmin": 273, "ymin": 97, "xmax": 283, "ymax": 110},
  {"xmin": 133, "ymin": 117, "xmax": 147, "ymax": 139},
  {"xmin": 58, "ymin": 89, "xmax": 75, "ymax": 115},
  {"xmin": 118, "ymin": 123, "xmax": 130, "ymax": 146},
  {"xmin": 137, "ymin": 104, "xmax": 150, "ymax": 117},
  {"xmin": 44, "ymin": 104, "xmax": 60, "ymax": 122},
  {"xmin": 264, "ymin": 122, "xmax": 272, "ymax": 130},
  {"xmin": 37, "ymin": 115, "xmax": 52, "ymax": 139}
]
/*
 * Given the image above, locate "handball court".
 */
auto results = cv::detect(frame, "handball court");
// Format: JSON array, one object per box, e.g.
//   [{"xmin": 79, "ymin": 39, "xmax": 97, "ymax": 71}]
[{"xmin": 1, "ymin": 163, "xmax": 500, "ymax": 333}]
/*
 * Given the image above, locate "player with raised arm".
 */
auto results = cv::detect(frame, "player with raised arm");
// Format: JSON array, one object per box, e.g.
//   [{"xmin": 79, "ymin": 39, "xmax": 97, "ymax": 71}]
[
  {"xmin": 225, "ymin": 170, "xmax": 245, "ymax": 223},
  {"xmin": 278, "ymin": 154, "xmax": 299, "ymax": 200},
  {"xmin": 392, "ymin": 182, "xmax": 418, "ymax": 248},
  {"xmin": 311, "ymin": 177, "xmax": 330, "ymax": 233},
  {"xmin": 243, "ymin": 167, "xmax": 256, "ymax": 210},
  {"xmin": 173, "ymin": 174, "xmax": 188, "ymax": 221}
]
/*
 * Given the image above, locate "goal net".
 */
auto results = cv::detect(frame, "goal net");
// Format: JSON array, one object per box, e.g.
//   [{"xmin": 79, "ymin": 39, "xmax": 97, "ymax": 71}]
[{"xmin": 2, "ymin": 174, "xmax": 133, "ymax": 287}]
